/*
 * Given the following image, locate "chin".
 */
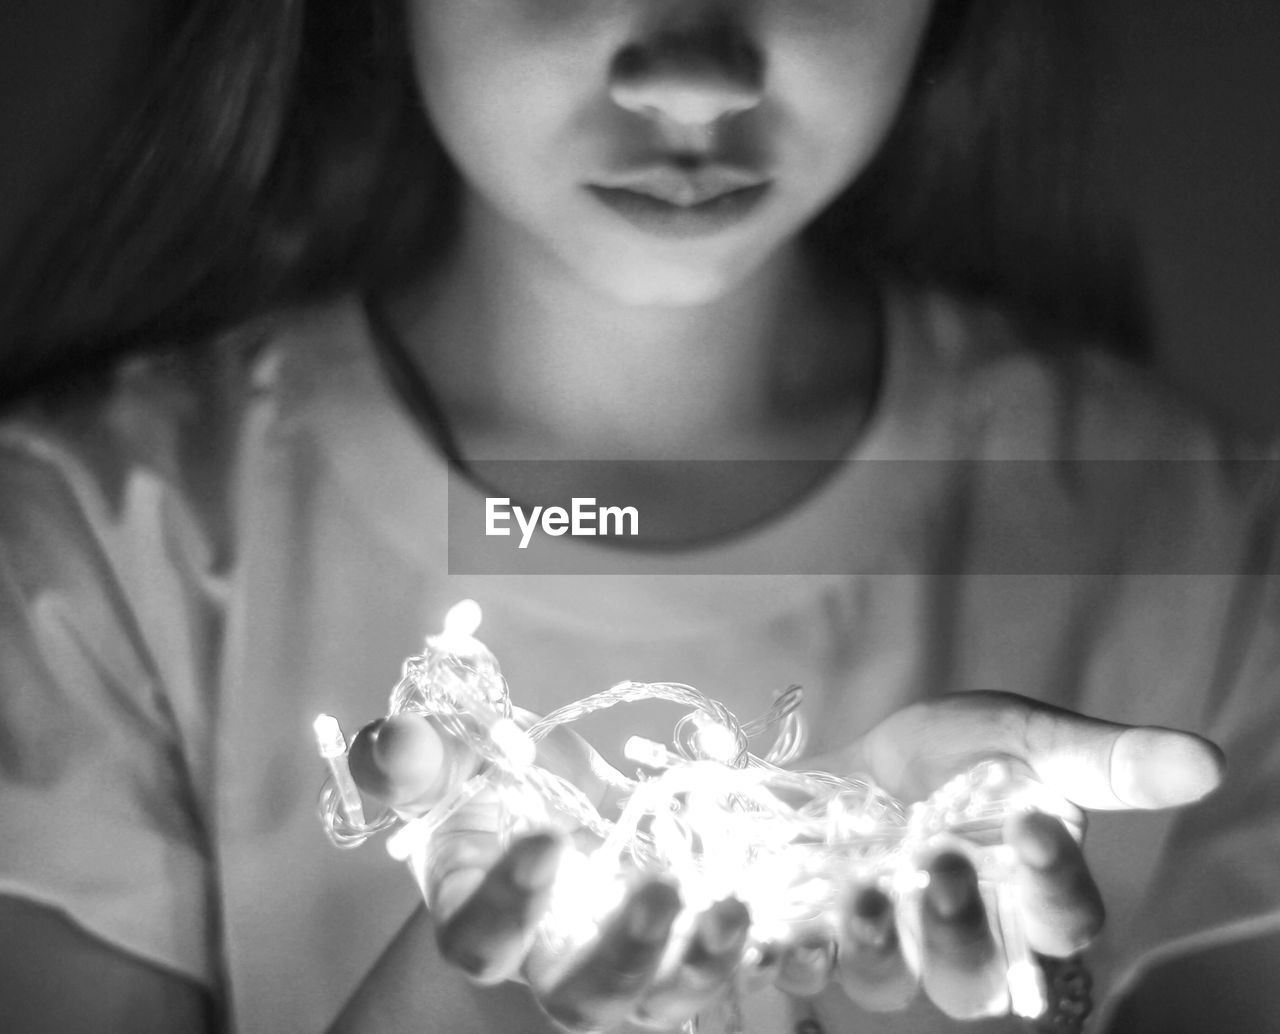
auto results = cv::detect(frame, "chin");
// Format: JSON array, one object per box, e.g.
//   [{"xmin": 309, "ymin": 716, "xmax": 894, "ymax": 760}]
[{"xmin": 583, "ymin": 250, "xmax": 761, "ymax": 309}]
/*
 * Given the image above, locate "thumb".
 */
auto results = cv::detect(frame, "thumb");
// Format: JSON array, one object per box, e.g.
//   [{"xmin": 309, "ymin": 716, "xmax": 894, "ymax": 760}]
[
  {"xmin": 805, "ymin": 692, "xmax": 1225, "ymax": 812},
  {"xmin": 1026, "ymin": 709, "xmax": 1225, "ymax": 811}
]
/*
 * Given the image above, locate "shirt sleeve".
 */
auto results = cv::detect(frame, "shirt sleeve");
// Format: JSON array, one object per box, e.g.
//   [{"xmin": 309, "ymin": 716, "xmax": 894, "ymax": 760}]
[{"xmin": 0, "ymin": 426, "xmax": 215, "ymax": 986}]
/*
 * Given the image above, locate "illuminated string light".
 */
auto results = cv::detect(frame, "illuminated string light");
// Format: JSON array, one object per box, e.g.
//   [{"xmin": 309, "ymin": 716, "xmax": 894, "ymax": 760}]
[
  {"xmin": 314, "ymin": 601, "xmax": 1077, "ymax": 1021},
  {"xmin": 313, "ymin": 714, "xmax": 365, "ymax": 829},
  {"xmin": 443, "ymin": 598, "xmax": 483, "ymax": 639},
  {"xmin": 692, "ymin": 713, "xmax": 741, "ymax": 765}
]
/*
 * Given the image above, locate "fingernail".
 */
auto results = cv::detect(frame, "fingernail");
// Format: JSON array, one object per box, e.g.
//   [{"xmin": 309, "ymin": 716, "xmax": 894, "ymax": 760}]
[
  {"xmin": 1007, "ymin": 811, "xmax": 1065, "ymax": 870},
  {"xmin": 698, "ymin": 897, "xmax": 751, "ymax": 954},
  {"xmin": 925, "ymin": 853, "xmax": 981, "ymax": 923},
  {"xmin": 854, "ymin": 886, "xmax": 891, "ymax": 921},
  {"xmin": 509, "ymin": 834, "xmax": 561, "ymax": 890},
  {"xmin": 348, "ymin": 715, "xmax": 450, "ymax": 809},
  {"xmin": 847, "ymin": 887, "xmax": 894, "ymax": 948},
  {"xmin": 792, "ymin": 942, "xmax": 832, "ymax": 970},
  {"xmin": 1112, "ymin": 728, "xmax": 1225, "ymax": 808},
  {"xmin": 625, "ymin": 881, "xmax": 682, "ymax": 943}
]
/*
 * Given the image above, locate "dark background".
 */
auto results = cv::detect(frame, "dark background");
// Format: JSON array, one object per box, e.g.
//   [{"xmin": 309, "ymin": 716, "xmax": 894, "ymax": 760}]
[
  {"xmin": 0, "ymin": 1, "xmax": 1276, "ymax": 1030},
  {"xmin": 1100, "ymin": 0, "xmax": 1280, "ymax": 435}
]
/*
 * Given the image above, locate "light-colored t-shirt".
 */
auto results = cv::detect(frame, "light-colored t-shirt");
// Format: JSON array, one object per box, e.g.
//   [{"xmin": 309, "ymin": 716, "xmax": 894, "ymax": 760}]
[{"xmin": 0, "ymin": 287, "xmax": 1277, "ymax": 1033}]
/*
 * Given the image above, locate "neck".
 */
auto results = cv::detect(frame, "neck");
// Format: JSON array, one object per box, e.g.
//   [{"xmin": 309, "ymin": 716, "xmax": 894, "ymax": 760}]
[{"xmin": 389, "ymin": 197, "xmax": 880, "ymax": 460}]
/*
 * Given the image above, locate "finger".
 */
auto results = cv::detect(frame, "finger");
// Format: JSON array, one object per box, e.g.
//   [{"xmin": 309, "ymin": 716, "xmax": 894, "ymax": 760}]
[
  {"xmin": 630, "ymin": 897, "xmax": 751, "ymax": 1030},
  {"xmin": 1028, "ymin": 716, "xmax": 1225, "ymax": 811},
  {"xmin": 434, "ymin": 831, "xmax": 564, "ymax": 983},
  {"xmin": 837, "ymin": 885, "xmax": 917, "ymax": 1012},
  {"xmin": 1006, "ymin": 811, "xmax": 1105, "ymax": 956},
  {"xmin": 534, "ymin": 879, "xmax": 683, "ymax": 1033},
  {"xmin": 831, "ymin": 693, "xmax": 1224, "ymax": 811},
  {"xmin": 918, "ymin": 852, "xmax": 1008, "ymax": 1019},
  {"xmin": 774, "ymin": 932, "xmax": 837, "ymax": 997},
  {"xmin": 348, "ymin": 713, "xmax": 473, "ymax": 814},
  {"xmin": 423, "ymin": 798, "xmax": 509, "ymax": 918}
]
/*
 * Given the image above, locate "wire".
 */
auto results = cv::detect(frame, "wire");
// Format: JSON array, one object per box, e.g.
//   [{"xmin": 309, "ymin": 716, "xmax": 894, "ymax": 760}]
[{"xmin": 314, "ymin": 601, "xmax": 1080, "ymax": 1022}]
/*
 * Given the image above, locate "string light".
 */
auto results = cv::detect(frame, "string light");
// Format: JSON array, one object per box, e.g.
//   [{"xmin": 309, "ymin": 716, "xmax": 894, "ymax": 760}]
[
  {"xmin": 314, "ymin": 600, "xmax": 1079, "ymax": 1022},
  {"xmin": 312, "ymin": 715, "xmax": 365, "ymax": 829}
]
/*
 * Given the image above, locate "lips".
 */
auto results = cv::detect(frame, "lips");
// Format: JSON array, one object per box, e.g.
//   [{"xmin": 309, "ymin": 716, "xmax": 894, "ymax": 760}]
[
  {"xmin": 584, "ymin": 163, "xmax": 772, "ymax": 238},
  {"xmin": 591, "ymin": 164, "xmax": 769, "ymax": 207}
]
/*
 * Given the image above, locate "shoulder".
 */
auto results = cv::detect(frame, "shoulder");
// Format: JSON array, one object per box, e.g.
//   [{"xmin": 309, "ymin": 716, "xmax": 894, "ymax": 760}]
[
  {"xmin": 886, "ymin": 285, "xmax": 1280, "ymax": 569},
  {"xmin": 891, "ymin": 285, "xmax": 1274, "ymax": 459},
  {"xmin": 0, "ymin": 296, "xmax": 372, "ymax": 544}
]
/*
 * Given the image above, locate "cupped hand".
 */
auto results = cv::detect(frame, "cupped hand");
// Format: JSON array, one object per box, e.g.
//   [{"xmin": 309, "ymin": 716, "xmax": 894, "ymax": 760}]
[
  {"xmin": 403, "ymin": 714, "xmax": 753, "ymax": 1033},
  {"xmin": 790, "ymin": 691, "xmax": 1225, "ymax": 1019}
]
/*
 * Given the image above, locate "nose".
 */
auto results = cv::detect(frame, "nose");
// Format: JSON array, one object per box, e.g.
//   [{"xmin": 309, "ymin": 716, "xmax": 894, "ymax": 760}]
[{"xmin": 608, "ymin": 10, "xmax": 764, "ymax": 129}]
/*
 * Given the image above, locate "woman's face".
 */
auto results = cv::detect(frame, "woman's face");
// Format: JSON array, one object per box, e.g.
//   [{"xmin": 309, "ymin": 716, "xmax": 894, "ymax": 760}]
[{"xmin": 407, "ymin": 0, "xmax": 935, "ymax": 306}]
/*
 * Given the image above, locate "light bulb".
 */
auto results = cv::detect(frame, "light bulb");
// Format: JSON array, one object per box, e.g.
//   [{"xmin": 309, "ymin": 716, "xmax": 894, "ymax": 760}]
[
  {"xmin": 542, "ymin": 848, "xmax": 628, "ymax": 953},
  {"xmin": 1007, "ymin": 959, "xmax": 1049, "ymax": 1018},
  {"xmin": 319, "ymin": 601, "xmax": 1076, "ymax": 1026},
  {"xmin": 313, "ymin": 714, "xmax": 364, "ymax": 827},
  {"xmin": 491, "ymin": 717, "xmax": 536, "ymax": 768},
  {"xmin": 693, "ymin": 717, "xmax": 740, "ymax": 765},
  {"xmin": 443, "ymin": 598, "xmax": 483, "ymax": 638},
  {"xmin": 625, "ymin": 735, "xmax": 674, "ymax": 769}
]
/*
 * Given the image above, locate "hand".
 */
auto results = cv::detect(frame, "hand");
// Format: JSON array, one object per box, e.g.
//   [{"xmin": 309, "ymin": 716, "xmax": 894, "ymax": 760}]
[
  {"xmin": 789, "ymin": 691, "xmax": 1225, "ymax": 1020},
  {"xmin": 400, "ymin": 715, "xmax": 753, "ymax": 1033}
]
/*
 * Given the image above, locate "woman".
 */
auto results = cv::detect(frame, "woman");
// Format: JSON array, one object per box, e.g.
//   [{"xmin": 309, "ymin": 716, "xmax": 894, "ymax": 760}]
[{"xmin": 0, "ymin": 2, "xmax": 1275, "ymax": 1032}]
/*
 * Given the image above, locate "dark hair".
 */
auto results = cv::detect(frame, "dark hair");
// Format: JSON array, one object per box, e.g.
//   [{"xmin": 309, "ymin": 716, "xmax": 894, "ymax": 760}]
[
  {"xmin": 0, "ymin": 0, "xmax": 1146, "ymax": 402},
  {"xmin": 822, "ymin": 1, "xmax": 1148, "ymax": 354}
]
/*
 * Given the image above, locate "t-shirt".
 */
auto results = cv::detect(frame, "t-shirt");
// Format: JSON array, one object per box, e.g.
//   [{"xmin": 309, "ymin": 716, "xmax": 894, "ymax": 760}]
[{"xmin": 0, "ymin": 286, "xmax": 1277, "ymax": 1033}]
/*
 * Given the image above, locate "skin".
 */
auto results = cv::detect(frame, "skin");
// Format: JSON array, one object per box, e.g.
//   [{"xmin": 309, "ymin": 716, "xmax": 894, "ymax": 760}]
[
  {"xmin": 0, "ymin": 3, "xmax": 1229, "ymax": 1033},
  {"xmin": 332, "ymin": 695, "xmax": 1221, "ymax": 1033},
  {"xmin": 390, "ymin": 0, "xmax": 933, "ymax": 500},
  {"xmin": 406, "ymin": 0, "xmax": 936, "ymax": 307},
  {"xmin": 346, "ymin": 2, "xmax": 1227, "ymax": 1032}
]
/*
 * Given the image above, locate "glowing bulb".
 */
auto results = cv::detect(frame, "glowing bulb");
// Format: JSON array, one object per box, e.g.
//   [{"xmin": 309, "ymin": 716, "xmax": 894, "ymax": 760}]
[
  {"xmin": 751, "ymin": 920, "xmax": 792, "ymax": 946},
  {"xmin": 313, "ymin": 714, "xmax": 346, "ymax": 759},
  {"xmin": 313, "ymin": 714, "xmax": 365, "ymax": 826},
  {"xmin": 625, "ymin": 736, "xmax": 673, "ymax": 769},
  {"xmin": 896, "ymin": 867, "xmax": 931, "ymax": 895},
  {"xmin": 693, "ymin": 717, "xmax": 739, "ymax": 764},
  {"xmin": 1007, "ymin": 960, "xmax": 1048, "ymax": 1018},
  {"xmin": 491, "ymin": 717, "xmax": 536, "ymax": 768},
  {"xmin": 444, "ymin": 599, "xmax": 483, "ymax": 638},
  {"xmin": 319, "ymin": 602, "xmax": 1077, "ymax": 1027},
  {"xmin": 983, "ymin": 760, "xmax": 1009, "ymax": 787},
  {"xmin": 543, "ymin": 848, "xmax": 628, "ymax": 951},
  {"xmin": 843, "ymin": 811, "xmax": 877, "ymax": 836},
  {"xmin": 386, "ymin": 815, "xmax": 430, "ymax": 862}
]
